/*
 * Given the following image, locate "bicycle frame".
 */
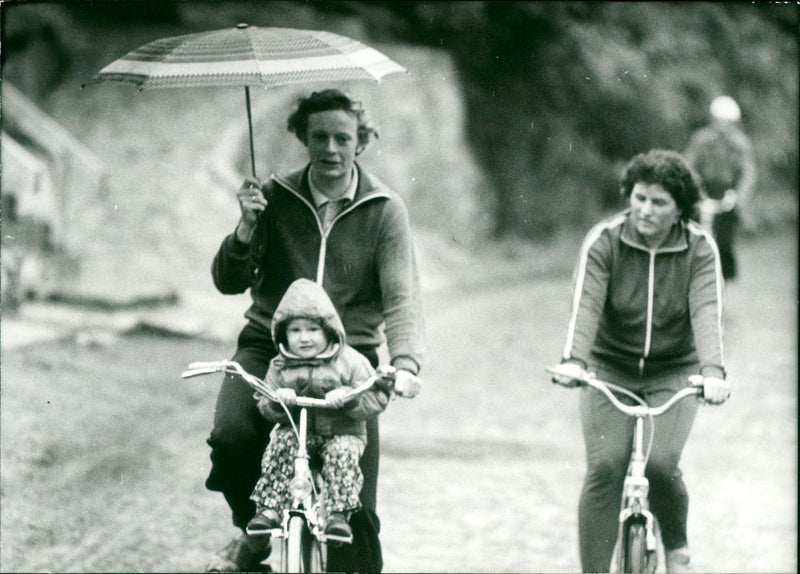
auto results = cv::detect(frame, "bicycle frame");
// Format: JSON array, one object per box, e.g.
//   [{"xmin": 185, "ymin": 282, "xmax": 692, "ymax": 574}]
[
  {"xmin": 547, "ymin": 367, "xmax": 703, "ymax": 574},
  {"xmin": 587, "ymin": 378, "xmax": 701, "ymax": 573},
  {"xmin": 271, "ymin": 397, "xmax": 360, "ymax": 571},
  {"xmin": 617, "ymin": 415, "xmax": 658, "ymax": 569}
]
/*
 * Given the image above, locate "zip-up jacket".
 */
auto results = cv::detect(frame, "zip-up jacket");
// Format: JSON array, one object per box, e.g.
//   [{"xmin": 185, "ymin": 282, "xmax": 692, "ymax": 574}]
[
  {"xmin": 258, "ymin": 278, "xmax": 389, "ymax": 440},
  {"xmin": 212, "ymin": 163, "xmax": 424, "ymax": 374},
  {"xmin": 562, "ymin": 210, "xmax": 726, "ymax": 379}
]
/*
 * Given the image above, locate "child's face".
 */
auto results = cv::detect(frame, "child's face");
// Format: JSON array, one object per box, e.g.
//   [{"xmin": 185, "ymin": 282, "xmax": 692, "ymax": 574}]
[{"xmin": 285, "ymin": 318, "xmax": 329, "ymax": 358}]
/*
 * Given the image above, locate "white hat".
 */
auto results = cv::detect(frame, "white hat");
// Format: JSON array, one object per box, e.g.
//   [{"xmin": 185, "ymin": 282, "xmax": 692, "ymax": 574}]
[{"xmin": 710, "ymin": 95, "xmax": 741, "ymax": 122}]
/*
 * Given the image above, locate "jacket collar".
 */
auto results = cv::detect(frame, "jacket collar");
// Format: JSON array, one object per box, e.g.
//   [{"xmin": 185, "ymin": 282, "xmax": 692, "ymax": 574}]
[
  {"xmin": 278, "ymin": 341, "xmax": 341, "ymax": 364},
  {"xmin": 308, "ymin": 166, "xmax": 358, "ymax": 207},
  {"xmin": 620, "ymin": 209, "xmax": 689, "ymax": 253},
  {"xmin": 272, "ymin": 162, "xmax": 391, "ymax": 205}
]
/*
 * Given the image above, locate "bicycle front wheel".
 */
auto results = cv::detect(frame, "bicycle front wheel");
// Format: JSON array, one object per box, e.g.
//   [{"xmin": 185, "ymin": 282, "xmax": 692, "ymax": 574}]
[
  {"xmin": 286, "ymin": 516, "xmax": 306, "ymax": 572},
  {"xmin": 622, "ymin": 520, "xmax": 655, "ymax": 573},
  {"xmin": 308, "ymin": 539, "xmax": 324, "ymax": 572}
]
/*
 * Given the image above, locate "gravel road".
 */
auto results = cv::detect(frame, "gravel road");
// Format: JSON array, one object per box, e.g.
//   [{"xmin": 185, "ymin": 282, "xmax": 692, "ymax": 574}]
[{"xmin": 1, "ymin": 231, "xmax": 796, "ymax": 573}]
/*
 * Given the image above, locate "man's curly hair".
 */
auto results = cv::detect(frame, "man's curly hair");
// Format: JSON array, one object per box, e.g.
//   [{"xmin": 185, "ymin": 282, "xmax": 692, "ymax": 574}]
[
  {"xmin": 287, "ymin": 89, "xmax": 378, "ymax": 155},
  {"xmin": 620, "ymin": 149, "xmax": 704, "ymax": 222}
]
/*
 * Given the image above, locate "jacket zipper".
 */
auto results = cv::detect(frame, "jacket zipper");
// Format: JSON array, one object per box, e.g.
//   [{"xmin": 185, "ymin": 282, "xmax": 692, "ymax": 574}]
[
  {"xmin": 639, "ymin": 250, "xmax": 656, "ymax": 374},
  {"xmin": 280, "ymin": 184, "xmax": 390, "ymax": 285}
]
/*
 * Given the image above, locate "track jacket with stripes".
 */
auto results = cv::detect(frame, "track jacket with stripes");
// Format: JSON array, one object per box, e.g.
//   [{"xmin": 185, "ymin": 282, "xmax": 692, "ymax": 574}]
[
  {"xmin": 212, "ymin": 163, "xmax": 424, "ymax": 375},
  {"xmin": 562, "ymin": 210, "xmax": 726, "ymax": 380}
]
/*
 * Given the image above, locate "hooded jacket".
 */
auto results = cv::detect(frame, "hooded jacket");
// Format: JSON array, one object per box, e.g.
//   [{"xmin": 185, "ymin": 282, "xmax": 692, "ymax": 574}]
[
  {"xmin": 211, "ymin": 163, "xmax": 424, "ymax": 375},
  {"xmin": 259, "ymin": 278, "xmax": 389, "ymax": 439},
  {"xmin": 562, "ymin": 210, "xmax": 726, "ymax": 380}
]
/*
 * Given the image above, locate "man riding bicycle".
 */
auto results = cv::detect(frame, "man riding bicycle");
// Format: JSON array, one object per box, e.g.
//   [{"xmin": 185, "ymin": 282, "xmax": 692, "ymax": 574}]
[{"xmin": 204, "ymin": 89, "xmax": 424, "ymax": 572}]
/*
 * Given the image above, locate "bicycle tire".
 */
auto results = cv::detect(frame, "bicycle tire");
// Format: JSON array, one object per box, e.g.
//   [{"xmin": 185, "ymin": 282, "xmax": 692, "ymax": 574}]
[
  {"xmin": 308, "ymin": 539, "xmax": 323, "ymax": 572},
  {"xmin": 286, "ymin": 516, "xmax": 306, "ymax": 572},
  {"xmin": 622, "ymin": 521, "xmax": 654, "ymax": 573}
]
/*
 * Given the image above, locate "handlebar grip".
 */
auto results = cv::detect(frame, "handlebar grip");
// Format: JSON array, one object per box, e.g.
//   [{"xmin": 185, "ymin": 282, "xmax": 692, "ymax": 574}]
[
  {"xmin": 545, "ymin": 365, "xmax": 592, "ymax": 387},
  {"xmin": 294, "ymin": 396, "xmax": 332, "ymax": 408},
  {"xmin": 187, "ymin": 361, "xmax": 227, "ymax": 370},
  {"xmin": 688, "ymin": 374, "xmax": 705, "ymax": 399},
  {"xmin": 394, "ymin": 374, "xmax": 422, "ymax": 397}
]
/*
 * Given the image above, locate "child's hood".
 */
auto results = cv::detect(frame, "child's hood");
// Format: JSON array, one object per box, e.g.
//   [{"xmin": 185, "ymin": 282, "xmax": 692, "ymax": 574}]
[{"xmin": 271, "ymin": 278, "xmax": 346, "ymax": 360}]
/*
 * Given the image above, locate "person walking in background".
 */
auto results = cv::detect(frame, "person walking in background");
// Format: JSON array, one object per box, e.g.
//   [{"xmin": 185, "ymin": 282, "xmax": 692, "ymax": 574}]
[
  {"xmin": 551, "ymin": 149, "xmax": 730, "ymax": 573},
  {"xmin": 685, "ymin": 95, "xmax": 757, "ymax": 281},
  {"xmin": 204, "ymin": 89, "xmax": 424, "ymax": 572},
  {"xmin": 247, "ymin": 278, "xmax": 393, "ymax": 543}
]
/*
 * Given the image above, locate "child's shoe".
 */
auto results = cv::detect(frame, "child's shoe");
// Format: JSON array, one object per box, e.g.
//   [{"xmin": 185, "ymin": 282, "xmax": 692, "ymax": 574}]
[
  {"xmin": 324, "ymin": 512, "xmax": 353, "ymax": 540},
  {"xmin": 246, "ymin": 508, "xmax": 281, "ymax": 535}
]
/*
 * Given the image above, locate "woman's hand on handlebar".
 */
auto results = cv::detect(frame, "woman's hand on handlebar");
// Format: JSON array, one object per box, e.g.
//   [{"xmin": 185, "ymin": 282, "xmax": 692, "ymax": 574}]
[
  {"xmin": 700, "ymin": 376, "xmax": 730, "ymax": 405},
  {"xmin": 236, "ymin": 177, "xmax": 268, "ymax": 243},
  {"xmin": 549, "ymin": 361, "xmax": 588, "ymax": 388}
]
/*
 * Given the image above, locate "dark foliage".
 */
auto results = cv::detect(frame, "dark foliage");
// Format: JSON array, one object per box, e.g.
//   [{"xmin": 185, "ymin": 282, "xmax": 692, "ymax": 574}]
[{"xmin": 3, "ymin": 0, "xmax": 797, "ymax": 238}]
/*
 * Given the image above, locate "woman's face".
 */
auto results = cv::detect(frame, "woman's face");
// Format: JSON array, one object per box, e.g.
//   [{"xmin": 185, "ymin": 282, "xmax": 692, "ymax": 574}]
[
  {"xmin": 306, "ymin": 109, "xmax": 359, "ymax": 186},
  {"xmin": 629, "ymin": 182, "xmax": 681, "ymax": 247}
]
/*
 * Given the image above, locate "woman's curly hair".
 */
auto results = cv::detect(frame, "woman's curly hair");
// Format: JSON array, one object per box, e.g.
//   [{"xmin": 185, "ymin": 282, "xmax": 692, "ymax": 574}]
[
  {"xmin": 620, "ymin": 149, "xmax": 704, "ymax": 222},
  {"xmin": 287, "ymin": 89, "xmax": 378, "ymax": 155}
]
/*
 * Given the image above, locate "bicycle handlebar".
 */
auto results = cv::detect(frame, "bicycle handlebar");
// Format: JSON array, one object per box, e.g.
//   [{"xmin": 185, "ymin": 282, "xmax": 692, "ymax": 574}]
[
  {"xmin": 277, "ymin": 371, "xmax": 388, "ymax": 409},
  {"xmin": 585, "ymin": 377, "xmax": 701, "ymax": 417},
  {"xmin": 546, "ymin": 366, "xmax": 704, "ymax": 417},
  {"xmin": 182, "ymin": 360, "xmax": 402, "ymax": 408},
  {"xmin": 183, "ymin": 359, "xmax": 274, "ymax": 397}
]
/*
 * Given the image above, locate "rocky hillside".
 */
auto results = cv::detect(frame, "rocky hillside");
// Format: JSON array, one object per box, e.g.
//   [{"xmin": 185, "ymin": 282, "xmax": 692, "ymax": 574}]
[{"xmin": 33, "ymin": 44, "xmax": 507, "ymax": 332}]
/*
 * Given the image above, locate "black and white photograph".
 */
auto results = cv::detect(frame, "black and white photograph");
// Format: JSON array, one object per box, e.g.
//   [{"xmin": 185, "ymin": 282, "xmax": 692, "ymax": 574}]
[{"xmin": 1, "ymin": 1, "xmax": 797, "ymax": 572}]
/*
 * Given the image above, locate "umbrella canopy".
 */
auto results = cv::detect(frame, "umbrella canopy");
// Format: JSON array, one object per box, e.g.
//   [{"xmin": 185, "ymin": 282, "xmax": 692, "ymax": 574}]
[
  {"xmin": 88, "ymin": 23, "xmax": 406, "ymax": 176},
  {"xmin": 90, "ymin": 23, "xmax": 406, "ymax": 89}
]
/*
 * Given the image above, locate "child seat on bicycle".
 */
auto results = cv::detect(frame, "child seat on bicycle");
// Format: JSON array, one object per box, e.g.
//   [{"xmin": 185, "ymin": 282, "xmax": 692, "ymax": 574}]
[{"xmin": 248, "ymin": 278, "xmax": 392, "ymax": 540}]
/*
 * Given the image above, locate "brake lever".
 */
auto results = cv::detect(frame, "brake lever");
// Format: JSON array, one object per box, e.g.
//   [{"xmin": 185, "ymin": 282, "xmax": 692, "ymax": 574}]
[
  {"xmin": 181, "ymin": 367, "xmax": 221, "ymax": 378},
  {"xmin": 687, "ymin": 374, "xmax": 706, "ymax": 399}
]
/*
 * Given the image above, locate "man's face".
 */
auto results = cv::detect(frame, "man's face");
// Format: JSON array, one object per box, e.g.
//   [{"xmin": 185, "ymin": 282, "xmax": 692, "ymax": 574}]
[{"xmin": 306, "ymin": 110, "xmax": 359, "ymax": 186}]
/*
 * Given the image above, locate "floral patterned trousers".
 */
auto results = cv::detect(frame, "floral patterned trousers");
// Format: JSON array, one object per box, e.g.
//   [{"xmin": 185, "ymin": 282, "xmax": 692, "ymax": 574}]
[{"xmin": 250, "ymin": 426, "xmax": 366, "ymax": 515}]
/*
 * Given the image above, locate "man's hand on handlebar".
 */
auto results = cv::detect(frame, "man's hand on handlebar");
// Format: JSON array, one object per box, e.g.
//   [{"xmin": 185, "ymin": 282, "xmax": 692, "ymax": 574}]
[
  {"xmin": 393, "ymin": 369, "xmax": 422, "ymax": 398},
  {"xmin": 374, "ymin": 365, "xmax": 422, "ymax": 398}
]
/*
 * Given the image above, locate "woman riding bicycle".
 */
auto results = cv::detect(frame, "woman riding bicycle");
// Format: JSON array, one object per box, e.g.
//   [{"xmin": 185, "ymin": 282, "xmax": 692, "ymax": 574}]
[
  {"xmin": 205, "ymin": 89, "xmax": 424, "ymax": 573},
  {"xmin": 552, "ymin": 149, "xmax": 730, "ymax": 573}
]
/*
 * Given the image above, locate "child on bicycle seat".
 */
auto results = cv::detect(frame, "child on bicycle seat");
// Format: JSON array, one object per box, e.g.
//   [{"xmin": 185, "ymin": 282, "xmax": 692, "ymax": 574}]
[{"xmin": 247, "ymin": 278, "xmax": 392, "ymax": 541}]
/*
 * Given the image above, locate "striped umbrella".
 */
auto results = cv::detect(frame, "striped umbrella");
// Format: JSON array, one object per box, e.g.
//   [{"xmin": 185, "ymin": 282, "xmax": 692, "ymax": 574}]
[{"xmin": 87, "ymin": 23, "xmax": 406, "ymax": 177}]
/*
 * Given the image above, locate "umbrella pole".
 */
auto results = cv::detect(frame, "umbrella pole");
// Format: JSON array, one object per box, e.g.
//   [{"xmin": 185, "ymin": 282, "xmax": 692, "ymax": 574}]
[{"xmin": 245, "ymin": 86, "xmax": 257, "ymax": 178}]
